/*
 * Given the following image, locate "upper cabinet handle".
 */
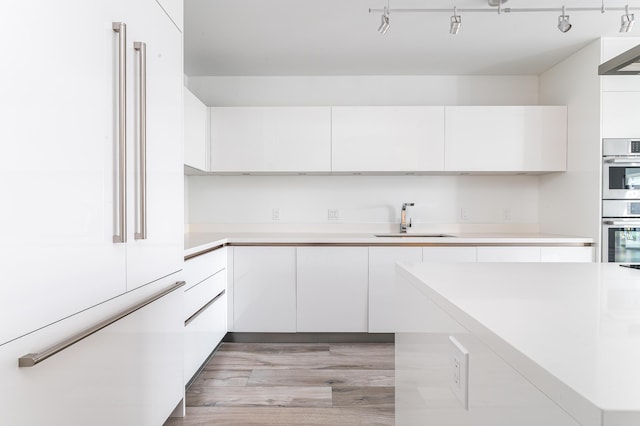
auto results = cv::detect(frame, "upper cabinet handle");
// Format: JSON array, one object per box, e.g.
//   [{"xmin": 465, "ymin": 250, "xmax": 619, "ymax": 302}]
[
  {"xmin": 112, "ymin": 22, "xmax": 127, "ymax": 244},
  {"xmin": 134, "ymin": 41, "xmax": 147, "ymax": 240}
]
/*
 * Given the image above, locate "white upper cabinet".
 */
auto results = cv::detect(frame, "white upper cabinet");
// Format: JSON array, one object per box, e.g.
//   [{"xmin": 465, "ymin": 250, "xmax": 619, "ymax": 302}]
[
  {"xmin": 184, "ymin": 88, "xmax": 209, "ymax": 171},
  {"xmin": 444, "ymin": 106, "xmax": 567, "ymax": 172},
  {"xmin": 331, "ymin": 106, "xmax": 445, "ymax": 172},
  {"xmin": 602, "ymin": 92, "xmax": 640, "ymax": 138},
  {"xmin": 210, "ymin": 107, "xmax": 331, "ymax": 172}
]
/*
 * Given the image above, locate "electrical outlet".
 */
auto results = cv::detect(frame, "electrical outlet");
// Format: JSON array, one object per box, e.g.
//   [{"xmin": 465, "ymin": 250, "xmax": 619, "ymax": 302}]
[
  {"xmin": 328, "ymin": 209, "xmax": 340, "ymax": 221},
  {"xmin": 449, "ymin": 336, "xmax": 470, "ymax": 410},
  {"xmin": 460, "ymin": 207, "xmax": 470, "ymax": 222},
  {"xmin": 272, "ymin": 208, "xmax": 280, "ymax": 221},
  {"xmin": 503, "ymin": 207, "xmax": 512, "ymax": 222}
]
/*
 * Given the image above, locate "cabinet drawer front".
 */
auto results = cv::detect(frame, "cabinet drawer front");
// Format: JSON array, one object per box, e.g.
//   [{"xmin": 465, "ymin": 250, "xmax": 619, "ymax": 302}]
[
  {"xmin": 184, "ymin": 293, "xmax": 227, "ymax": 384},
  {"xmin": 184, "ymin": 248, "xmax": 226, "ymax": 289},
  {"xmin": 185, "ymin": 270, "xmax": 226, "ymax": 320}
]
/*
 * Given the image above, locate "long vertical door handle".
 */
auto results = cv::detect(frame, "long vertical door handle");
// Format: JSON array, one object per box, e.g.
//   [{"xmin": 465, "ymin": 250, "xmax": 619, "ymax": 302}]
[
  {"xmin": 134, "ymin": 42, "xmax": 147, "ymax": 240},
  {"xmin": 112, "ymin": 22, "xmax": 127, "ymax": 244}
]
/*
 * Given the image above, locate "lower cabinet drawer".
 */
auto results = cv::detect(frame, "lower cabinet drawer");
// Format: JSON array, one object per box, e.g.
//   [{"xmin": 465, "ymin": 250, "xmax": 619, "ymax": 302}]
[
  {"xmin": 184, "ymin": 248, "xmax": 227, "ymax": 291},
  {"xmin": 0, "ymin": 281, "xmax": 184, "ymax": 426},
  {"xmin": 184, "ymin": 270, "xmax": 226, "ymax": 321},
  {"xmin": 184, "ymin": 292, "xmax": 227, "ymax": 384}
]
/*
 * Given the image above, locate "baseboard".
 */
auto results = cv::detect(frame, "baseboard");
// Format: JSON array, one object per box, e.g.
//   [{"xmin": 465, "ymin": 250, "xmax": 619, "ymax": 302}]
[{"xmin": 223, "ymin": 332, "xmax": 394, "ymax": 344}]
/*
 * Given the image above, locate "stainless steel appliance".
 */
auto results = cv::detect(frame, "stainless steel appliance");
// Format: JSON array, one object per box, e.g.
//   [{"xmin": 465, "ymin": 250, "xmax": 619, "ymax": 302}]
[
  {"xmin": 603, "ymin": 139, "xmax": 640, "ymax": 262},
  {"xmin": 603, "ymin": 138, "xmax": 640, "ymax": 200},
  {"xmin": 602, "ymin": 200, "xmax": 640, "ymax": 263}
]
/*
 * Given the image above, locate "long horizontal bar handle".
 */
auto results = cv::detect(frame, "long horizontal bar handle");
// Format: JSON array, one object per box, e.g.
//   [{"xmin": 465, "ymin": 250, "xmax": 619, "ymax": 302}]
[
  {"xmin": 604, "ymin": 158, "xmax": 640, "ymax": 164},
  {"xmin": 185, "ymin": 290, "xmax": 226, "ymax": 327},
  {"xmin": 19, "ymin": 281, "xmax": 185, "ymax": 368},
  {"xmin": 603, "ymin": 220, "xmax": 640, "ymax": 226}
]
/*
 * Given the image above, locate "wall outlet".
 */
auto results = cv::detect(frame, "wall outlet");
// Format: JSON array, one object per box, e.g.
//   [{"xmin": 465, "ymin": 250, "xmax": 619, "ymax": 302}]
[
  {"xmin": 460, "ymin": 207, "xmax": 470, "ymax": 222},
  {"xmin": 272, "ymin": 208, "xmax": 280, "ymax": 221},
  {"xmin": 449, "ymin": 336, "xmax": 470, "ymax": 410},
  {"xmin": 502, "ymin": 207, "xmax": 512, "ymax": 222},
  {"xmin": 328, "ymin": 209, "xmax": 340, "ymax": 221}
]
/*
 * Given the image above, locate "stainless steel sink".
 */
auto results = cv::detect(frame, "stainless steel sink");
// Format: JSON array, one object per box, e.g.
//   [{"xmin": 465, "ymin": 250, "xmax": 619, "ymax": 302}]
[{"xmin": 373, "ymin": 233, "xmax": 454, "ymax": 237}]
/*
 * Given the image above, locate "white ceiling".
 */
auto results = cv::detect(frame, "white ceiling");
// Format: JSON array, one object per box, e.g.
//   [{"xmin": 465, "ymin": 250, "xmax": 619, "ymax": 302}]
[{"xmin": 184, "ymin": 0, "xmax": 640, "ymax": 76}]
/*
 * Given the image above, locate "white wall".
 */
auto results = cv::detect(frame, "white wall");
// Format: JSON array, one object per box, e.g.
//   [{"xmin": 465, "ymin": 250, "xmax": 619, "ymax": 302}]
[
  {"xmin": 188, "ymin": 75, "xmax": 539, "ymax": 106},
  {"xmin": 187, "ymin": 75, "xmax": 542, "ymax": 232},
  {"xmin": 538, "ymin": 40, "xmax": 602, "ymax": 250}
]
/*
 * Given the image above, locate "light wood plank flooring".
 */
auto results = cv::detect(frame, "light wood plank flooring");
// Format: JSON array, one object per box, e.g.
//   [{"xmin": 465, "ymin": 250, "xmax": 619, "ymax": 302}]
[{"xmin": 164, "ymin": 342, "xmax": 394, "ymax": 425}]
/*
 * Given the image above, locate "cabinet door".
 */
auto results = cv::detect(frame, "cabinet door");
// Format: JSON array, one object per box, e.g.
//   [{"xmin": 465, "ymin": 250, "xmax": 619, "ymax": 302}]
[
  {"xmin": 0, "ymin": 281, "xmax": 183, "ymax": 426},
  {"xmin": 210, "ymin": 107, "xmax": 332, "ymax": 172},
  {"xmin": 369, "ymin": 247, "xmax": 422, "ymax": 333},
  {"xmin": 445, "ymin": 106, "xmax": 567, "ymax": 172},
  {"xmin": 602, "ymin": 92, "xmax": 640, "ymax": 138},
  {"xmin": 297, "ymin": 247, "xmax": 369, "ymax": 332},
  {"xmin": 477, "ymin": 247, "xmax": 541, "ymax": 262},
  {"xmin": 540, "ymin": 247, "xmax": 593, "ymax": 262},
  {"xmin": 184, "ymin": 88, "xmax": 209, "ymax": 170},
  {"xmin": 332, "ymin": 106, "xmax": 445, "ymax": 172},
  {"xmin": 423, "ymin": 246, "xmax": 477, "ymax": 262},
  {"xmin": 0, "ymin": 0, "xmax": 128, "ymax": 345},
  {"xmin": 125, "ymin": 2, "xmax": 183, "ymax": 291},
  {"xmin": 233, "ymin": 247, "xmax": 297, "ymax": 332}
]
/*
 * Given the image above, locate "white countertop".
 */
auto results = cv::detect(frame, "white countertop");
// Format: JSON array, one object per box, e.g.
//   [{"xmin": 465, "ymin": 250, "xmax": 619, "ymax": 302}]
[
  {"xmin": 184, "ymin": 232, "xmax": 593, "ymax": 257},
  {"xmin": 397, "ymin": 262, "xmax": 640, "ymax": 421}
]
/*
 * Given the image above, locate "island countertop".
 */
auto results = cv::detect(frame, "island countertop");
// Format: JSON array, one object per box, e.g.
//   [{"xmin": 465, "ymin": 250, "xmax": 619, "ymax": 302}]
[{"xmin": 396, "ymin": 262, "xmax": 640, "ymax": 425}]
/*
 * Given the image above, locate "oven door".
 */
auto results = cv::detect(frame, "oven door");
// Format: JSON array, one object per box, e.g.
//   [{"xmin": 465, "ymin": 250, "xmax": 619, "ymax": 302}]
[
  {"xmin": 603, "ymin": 158, "xmax": 640, "ymax": 199},
  {"xmin": 603, "ymin": 219, "xmax": 640, "ymax": 262}
]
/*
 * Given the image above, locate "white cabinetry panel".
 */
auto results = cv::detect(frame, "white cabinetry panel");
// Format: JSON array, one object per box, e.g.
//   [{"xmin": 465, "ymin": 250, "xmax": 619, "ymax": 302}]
[
  {"xmin": 185, "ymin": 292, "xmax": 226, "ymax": 384},
  {"xmin": 0, "ymin": 281, "xmax": 183, "ymax": 426},
  {"xmin": 423, "ymin": 246, "xmax": 477, "ymax": 262},
  {"xmin": 332, "ymin": 106, "xmax": 445, "ymax": 172},
  {"xmin": 477, "ymin": 247, "xmax": 541, "ymax": 262},
  {"xmin": 125, "ymin": 2, "xmax": 183, "ymax": 291},
  {"xmin": 540, "ymin": 247, "xmax": 593, "ymax": 262},
  {"xmin": 184, "ymin": 88, "xmax": 209, "ymax": 171},
  {"xmin": 210, "ymin": 107, "xmax": 331, "ymax": 172},
  {"xmin": 369, "ymin": 247, "xmax": 422, "ymax": 333},
  {"xmin": 0, "ymin": 0, "xmax": 131, "ymax": 346},
  {"xmin": 445, "ymin": 106, "xmax": 567, "ymax": 172},
  {"xmin": 233, "ymin": 247, "xmax": 297, "ymax": 332},
  {"xmin": 602, "ymin": 92, "xmax": 640, "ymax": 138},
  {"xmin": 297, "ymin": 247, "xmax": 369, "ymax": 332}
]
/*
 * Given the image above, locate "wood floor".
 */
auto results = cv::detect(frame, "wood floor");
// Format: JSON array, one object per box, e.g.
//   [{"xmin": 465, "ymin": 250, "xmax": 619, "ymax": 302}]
[{"xmin": 164, "ymin": 342, "xmax": 395, "ymax": 425}]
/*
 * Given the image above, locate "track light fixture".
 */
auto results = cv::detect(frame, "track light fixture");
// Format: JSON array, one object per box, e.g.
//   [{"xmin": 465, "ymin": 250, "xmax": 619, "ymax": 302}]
[
  {"xmin": 378, "ymin": 6, "xmax": 390, "ymax": 35},
  {"xmin": 557, "ymin": 6, "xmax": 572, "ymax": 33},
  {"xmin": 369, "ymin": 2, "xmax": 639, "ymax": 34},
  {"xmin": 621, "ymin": 5, "xmax": 635, "ymax": 32},
  {"xmin": 450, "ymin": 7, "xmax": 462, "ymax": 34}
]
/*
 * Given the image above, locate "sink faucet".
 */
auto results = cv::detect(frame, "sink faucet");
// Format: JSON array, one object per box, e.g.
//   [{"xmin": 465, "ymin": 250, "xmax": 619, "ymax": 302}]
[{"xmin": 400, "ymin": 203, "xmax": 415, "ymax": 233}]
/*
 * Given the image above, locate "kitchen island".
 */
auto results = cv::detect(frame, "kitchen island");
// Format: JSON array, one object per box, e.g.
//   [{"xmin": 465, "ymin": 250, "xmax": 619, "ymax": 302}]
[{"xmin": 395, "ymin": 262, "xmax": 640, "ymax": 426}]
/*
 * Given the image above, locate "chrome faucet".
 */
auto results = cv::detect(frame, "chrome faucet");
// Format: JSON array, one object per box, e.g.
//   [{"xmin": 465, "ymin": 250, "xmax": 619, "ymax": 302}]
[{"xmin": 400, "ymin": 203, "xmax": 414, "ymax": 233}]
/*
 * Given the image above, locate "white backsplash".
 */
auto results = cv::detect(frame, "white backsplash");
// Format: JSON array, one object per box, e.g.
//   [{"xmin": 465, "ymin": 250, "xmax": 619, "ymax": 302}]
[{"xmin": 187, "ymin": 174, "xmax": 540, "ymax": 232}]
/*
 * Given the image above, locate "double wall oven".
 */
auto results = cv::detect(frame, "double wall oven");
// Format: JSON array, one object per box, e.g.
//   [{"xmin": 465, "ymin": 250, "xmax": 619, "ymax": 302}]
[{"xmin": 603, "ymin": 138, "xmax": 640, "ymax": 262}]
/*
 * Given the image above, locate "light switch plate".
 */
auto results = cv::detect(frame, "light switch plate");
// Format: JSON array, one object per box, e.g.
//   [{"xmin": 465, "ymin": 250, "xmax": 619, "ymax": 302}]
[
  {"xmin": 328, "ymin": 209, "xmax": 340, "ymax": 221},
  {"xmin": 449, "ymin": 335, "xmax": 469, "ymax": 410}
]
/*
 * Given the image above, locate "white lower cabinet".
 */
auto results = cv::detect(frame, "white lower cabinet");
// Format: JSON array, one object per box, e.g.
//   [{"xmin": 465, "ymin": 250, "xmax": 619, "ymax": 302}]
[
  {"xmin": 233, "ymin": 247, "xmax": 297, "ymax": 332},
  {"xmin": 423, "ymin": 246, "xmax": 478, "ymax": 262},
  {"xmin": 297, "ymin": 247, "xmax": 369, "ymax": 332},
  {"xmin": 369, "ymin": 247, "xmax": 422, "ymax": 333},
  {"xmin": 183, "ymin": 248, "xmax": 228, "ymax": 384},
  {"xmin": 0, "ymin": 279, "xmax": 184, "ymax": 426},
  {"xmin": 541, "ymin": 247, "xmax": 594, "ymax": 262},
  {"xmin": 477, "ymin": 246, "xmax": 542, "ymax": 262}
]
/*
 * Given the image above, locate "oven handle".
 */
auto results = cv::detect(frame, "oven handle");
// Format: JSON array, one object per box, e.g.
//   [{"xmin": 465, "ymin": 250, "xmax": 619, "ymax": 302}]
[
  {"xmin": 604, "ymin": 158, "xmax": 640, "ymax": 165},
  {"xmin": 603, "ymin": 220, "xmax": 640, "ymax": 226}
]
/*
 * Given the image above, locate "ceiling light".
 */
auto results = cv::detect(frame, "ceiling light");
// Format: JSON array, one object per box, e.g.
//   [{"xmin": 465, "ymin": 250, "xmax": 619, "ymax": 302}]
[
  {"xmin": 450, "ymin": 7, "xmax": 462, "ymax": 34},
  {"xmin": 621, "ymin": 5, "xmax": 635, "ymax": 32},
  {"xmin": 378, "ymin": 6, "xmax": 390, "ymax": 35},
  {"xmin": 557, "ymin": 6, "xmax": 572, "ymax": 33}
]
